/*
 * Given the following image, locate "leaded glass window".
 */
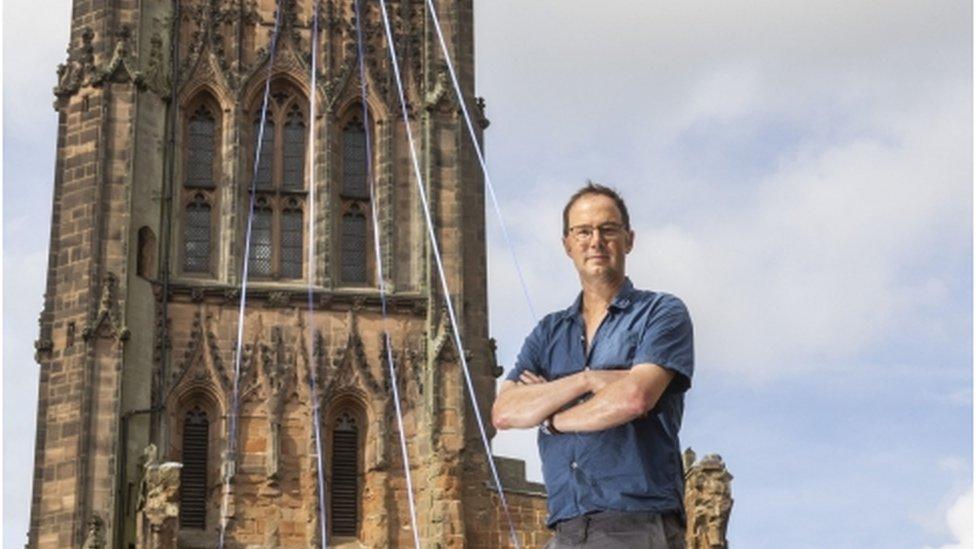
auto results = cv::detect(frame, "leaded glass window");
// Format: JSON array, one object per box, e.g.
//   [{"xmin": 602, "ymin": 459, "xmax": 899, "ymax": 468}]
[
  {"xmin": 243, "ymin": 84, "xmax": 309, "ymax": 280},
  {"xmin": 186, "ymin": 106, "xmax": 215, "ymax": 188},
  {"xmin": 341, "ymin": 209, "xmax": 367, "ymax": 284},
  {"xmin": 282, "ymin": 106, "xmax": 305, "ymax": 190},
  {"xmin": 247, "ymin": 200, "xmax": 273, "ymax": 277},
  {"xmin": 341, "ymin": 119, "xmax": 368, "ymax": 198},
  {"xmin": 280, "ymin": 203, "xmax": 303, "ymax": 279},
  {"xmin": 253, "ymin": 117, "xmax": 275, "ymax": 189},
  {"xmin": 184, "ymin": 195, "xmax": 212, "ymax": 273}
]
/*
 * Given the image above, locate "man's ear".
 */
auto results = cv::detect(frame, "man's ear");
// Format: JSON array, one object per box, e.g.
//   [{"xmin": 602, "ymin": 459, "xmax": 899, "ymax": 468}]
[
  {"xmin": 562, "ymin": 235, "xmax": 573, "ymax": 256},
  {"xmin": 625, "ymin": 230, "xmax": 635, "ymax": 253}
]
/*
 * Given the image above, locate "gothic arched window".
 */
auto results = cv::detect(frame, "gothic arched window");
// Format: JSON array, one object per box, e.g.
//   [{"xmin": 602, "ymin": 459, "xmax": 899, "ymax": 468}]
[
  {"xmin": 181, "ymin": 97, "xmax": 220, "ymax": 276},
  {"xmin": 245, "ymin": 83, "xmax": 307, "ymax": 280},
  {"xmin": 180, "ymin": 408, "xmax": 209, "ymax": 530},
  {"xmin": 330, "ymin": 411, "xmax": 360, "ymax": 538},
  {"xmin": 338, "ymin": 113, "xmax": 372, "ymax": 285}
]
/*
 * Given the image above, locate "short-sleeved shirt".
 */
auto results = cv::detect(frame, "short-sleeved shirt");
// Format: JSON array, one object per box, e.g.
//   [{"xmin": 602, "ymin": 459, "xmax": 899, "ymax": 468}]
[{"xmin": 506, "ymin": 278, "xmax": 694, "ymax": 527}]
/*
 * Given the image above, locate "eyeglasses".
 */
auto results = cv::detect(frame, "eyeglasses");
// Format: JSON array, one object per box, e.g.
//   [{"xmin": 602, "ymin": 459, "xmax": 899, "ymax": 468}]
[{"xmin": 566, "ymin": 223, "xmax": 627, "ymax": 243}]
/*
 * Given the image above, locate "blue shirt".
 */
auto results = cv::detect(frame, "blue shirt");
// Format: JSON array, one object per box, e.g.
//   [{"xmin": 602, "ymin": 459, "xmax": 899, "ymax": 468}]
[{"xmin": 506, "ymin": 278, "xmax": 694, "ymax": 527}]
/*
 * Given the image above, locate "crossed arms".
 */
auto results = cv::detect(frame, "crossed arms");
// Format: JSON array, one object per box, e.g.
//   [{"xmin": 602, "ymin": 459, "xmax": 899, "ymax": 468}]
[{"xmin": 491, "ymin": 363, "xmax": 676, "ymax": 433}]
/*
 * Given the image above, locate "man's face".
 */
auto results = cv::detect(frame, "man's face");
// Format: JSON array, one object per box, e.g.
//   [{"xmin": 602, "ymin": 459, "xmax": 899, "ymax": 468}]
[{"xmin": 562, "ymin": 193, "xmax": 634, "ymax": 283}]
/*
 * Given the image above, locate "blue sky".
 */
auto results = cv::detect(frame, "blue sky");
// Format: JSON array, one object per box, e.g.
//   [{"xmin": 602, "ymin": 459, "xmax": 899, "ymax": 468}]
[{"xmin": 4, "ymin": 1, "xmax": 973, "ymax": 548}]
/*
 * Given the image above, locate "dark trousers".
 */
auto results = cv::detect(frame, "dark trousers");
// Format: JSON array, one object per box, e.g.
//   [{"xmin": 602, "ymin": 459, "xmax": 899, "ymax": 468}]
[{"xmin": 545, "ymin": 511, "xmax": 686, "ymax": 549}]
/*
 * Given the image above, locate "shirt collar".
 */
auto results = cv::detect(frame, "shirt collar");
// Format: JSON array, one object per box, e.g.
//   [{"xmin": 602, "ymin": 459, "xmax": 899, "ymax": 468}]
[{"xmin": 564, "ymin": 277, "xmax": 636, "ymax": 318}]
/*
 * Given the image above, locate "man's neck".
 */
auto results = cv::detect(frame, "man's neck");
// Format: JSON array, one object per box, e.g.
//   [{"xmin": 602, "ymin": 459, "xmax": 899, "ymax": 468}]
[{"xmin": 580, "ymin": 275, "xmax": 626, "ymax": 316}]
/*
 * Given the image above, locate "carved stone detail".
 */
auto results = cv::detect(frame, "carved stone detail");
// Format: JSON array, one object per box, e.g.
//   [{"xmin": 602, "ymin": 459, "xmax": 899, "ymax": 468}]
[
  {"xmin": 54, "ymin": 27, "xmax": 96, "ymax": 99},
  {"xmin": 95, "ymin": 26, "xmax": 145, "ymax": 88},
  {"xmin": 136, "ymin": 444, "xmax": 182, "ymax": 549},
  {"xmin": 81, "ymin": 515, "xmax": 106, "ymax": 549},
  {"xmin": 142, "ymin": 30, "xmax": 170, "ymax": 97},
  {"xmin": 168, "ymin": 308, "xmax": 231, "ymax": 396},
  {"xmin": 684, "ymin": 449, "xmax": 734, "ymax": 549},
  {"xmin": 261, "ymin": 326, "xmax": 296, "ymax": 479},
  {"xmin": 88, "ymin": 272, "xmax": 129, "ymax": 341}
]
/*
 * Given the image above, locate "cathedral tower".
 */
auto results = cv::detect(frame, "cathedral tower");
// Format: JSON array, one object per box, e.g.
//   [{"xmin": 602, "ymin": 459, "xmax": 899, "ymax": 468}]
[{"xmin": 29, "ymin": 0, "xmax": 549, "ymax": 547}]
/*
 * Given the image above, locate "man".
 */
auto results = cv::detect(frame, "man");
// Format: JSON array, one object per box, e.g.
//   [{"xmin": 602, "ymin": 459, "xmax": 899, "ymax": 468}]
[{"xmin": 492, "ymin": 183, "xmax": 693, "ymax": 548}]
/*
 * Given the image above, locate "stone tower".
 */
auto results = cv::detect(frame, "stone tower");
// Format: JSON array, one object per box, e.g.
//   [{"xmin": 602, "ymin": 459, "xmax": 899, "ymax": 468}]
[{"xmin": 28, "ymin": 0, "xmax": 549, "ymax": 547}]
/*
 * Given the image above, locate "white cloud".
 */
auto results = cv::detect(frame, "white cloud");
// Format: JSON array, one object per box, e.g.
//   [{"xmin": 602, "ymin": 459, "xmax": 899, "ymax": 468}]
[
  {"xmin": 924, "ymin": 488, "xmax": 974, "ymax": 549},
  {"xmin": 487, "ymin": 73, "xmax": 969, "ymax": 383},
  {"xmin": 481, "ymin": 0, "xmax": 971, "ymax": 382}
]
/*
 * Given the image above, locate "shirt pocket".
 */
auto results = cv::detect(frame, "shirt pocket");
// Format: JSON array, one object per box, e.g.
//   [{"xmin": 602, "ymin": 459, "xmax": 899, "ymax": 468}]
[{"xmin": 594, "ymin": 330, "xmax": 640, "ymax": 369}]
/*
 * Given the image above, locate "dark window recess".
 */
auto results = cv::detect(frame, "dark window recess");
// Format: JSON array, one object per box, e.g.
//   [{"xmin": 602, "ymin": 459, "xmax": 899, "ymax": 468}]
[
  {"xmin": 186, "ymin": 106, "xmax": 215, "ymax": 188},
  {"xmin": 253, "ymin": 117, "xmax": 275, "ymax": 189},
  {"xmin": 340, "ymin": 211, "xmax": 367, "ymax": 284},
  {"xmin": 184, "ymin": 195, "xmax": 211, "ymax": 273},
  {"xmin": 331, "ymin": 412, "xmax": 359, "ymax": 537},
  {"xmin": 247, "ymin": 203, "xmax": 273, "ymax": 277},
  {"xmin": 341, "ymin": 120, "xmax": 368, "ymax": 199},
  {"xmin": 280, "ymin": 206, "xmax": 303, "ymax": 279},
  {"xmin": 137, "ymin": 226, "xmax": 157, "ymax": 279},
  {"xmin": 282, "ymin": 106, "xmax": 305, "ymax": 190},
  {"xmin": 180, "ymin": 408, "xmax": 209, "ymax": 530}
]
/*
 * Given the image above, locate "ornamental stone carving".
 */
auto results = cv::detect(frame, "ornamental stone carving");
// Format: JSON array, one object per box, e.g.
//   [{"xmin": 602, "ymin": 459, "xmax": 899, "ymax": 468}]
[
  {"xmin": 684, "ymin": 448, "xmax": 734, "ymax": 549},
  {"xmin": 136, "ymin": 444, "xmax": 182, "ymax": 549}
]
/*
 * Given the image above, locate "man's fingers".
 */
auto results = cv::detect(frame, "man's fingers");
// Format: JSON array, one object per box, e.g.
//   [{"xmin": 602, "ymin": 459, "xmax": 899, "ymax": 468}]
[{"xmin": 519, "ymin": 371, "xmax": 546, "ymax": 384}]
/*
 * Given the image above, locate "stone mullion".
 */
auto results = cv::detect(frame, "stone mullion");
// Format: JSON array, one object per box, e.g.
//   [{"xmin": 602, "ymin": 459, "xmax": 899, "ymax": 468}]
[
  {"xmin": 321, "ymin": 112, "xmax": 336, "ymax": 289},
  {"xmin": 379, "ymin": 118, "xmax": 395, "ymax": 291},
  {"xmin": 223, "ymin": 103, "xmax": 243, "ymax": 285}
]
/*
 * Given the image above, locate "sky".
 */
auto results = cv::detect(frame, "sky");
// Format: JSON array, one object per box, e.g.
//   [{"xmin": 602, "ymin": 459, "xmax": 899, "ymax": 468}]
[{"xmin": 3, "ymin": 1, "xmax": 973, "ymax": 548}]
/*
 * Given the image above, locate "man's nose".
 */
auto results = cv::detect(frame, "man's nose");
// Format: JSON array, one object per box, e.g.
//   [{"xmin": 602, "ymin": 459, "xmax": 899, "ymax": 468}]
[{"xmin": 588, "ymin": 230, "xmax": 610, "ymax": 247}]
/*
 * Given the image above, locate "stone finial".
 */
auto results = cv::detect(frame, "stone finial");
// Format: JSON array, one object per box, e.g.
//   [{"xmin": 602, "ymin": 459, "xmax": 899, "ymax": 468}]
[
  {"xmin": 81, "ymin": 515, "xmax": 105, "ymax": 549},
  {"xmin": 136, "ymin": 444, "xmax": 182, "ymax": 549},
  {"xmin": 683, "ymin": 447, "xmax": 697, "ymax": 471},
  {"xmin": 684, "ymin": 451, "xmax": 733, "ymax": 549}
]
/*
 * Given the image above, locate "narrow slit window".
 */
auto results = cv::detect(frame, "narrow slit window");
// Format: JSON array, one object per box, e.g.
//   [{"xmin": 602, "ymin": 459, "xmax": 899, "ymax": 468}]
[
  {"xmin": 331, "ymin": 412, "xmax": 359, "ymax": 537},
  {"xmin": 180, "ymin": 408, "xmax": 209, "ymax": 530}
]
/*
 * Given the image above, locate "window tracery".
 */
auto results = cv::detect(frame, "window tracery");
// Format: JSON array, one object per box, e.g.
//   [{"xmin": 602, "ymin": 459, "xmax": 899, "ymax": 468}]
[
  {"xmin": 181, "ymin": 97, "xmax": 220, "ymax": 275},
  {"xmin": 245, "ymin": 82, "xmax": 307, "ymax": 280},
  {"xmin": 337, "ymin": 111, "xmax": 373, "ymax": 285}
]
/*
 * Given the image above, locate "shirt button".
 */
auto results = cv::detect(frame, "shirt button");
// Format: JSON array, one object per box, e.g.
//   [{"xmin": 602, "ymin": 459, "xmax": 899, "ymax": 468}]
[{"xmin": 571, "ymin": 461, "xmax": 578, "ymax": 470}]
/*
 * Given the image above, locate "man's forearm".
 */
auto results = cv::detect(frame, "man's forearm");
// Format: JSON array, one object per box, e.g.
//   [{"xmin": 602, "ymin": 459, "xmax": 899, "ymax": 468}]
[
  {"xmin": 552, "ymin": 364, "xmax": 675, "ymax": 433},
  {"xmin": 491, "ymin": 372, "xmax": 591, "ymax": 430}
]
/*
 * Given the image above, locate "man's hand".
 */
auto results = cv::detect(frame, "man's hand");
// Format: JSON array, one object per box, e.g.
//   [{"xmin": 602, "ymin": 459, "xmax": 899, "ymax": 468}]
[{"xmin": 492, "ymin": 370, "xmax": 592, "ymax": 430}]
